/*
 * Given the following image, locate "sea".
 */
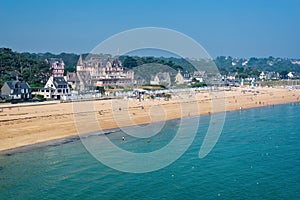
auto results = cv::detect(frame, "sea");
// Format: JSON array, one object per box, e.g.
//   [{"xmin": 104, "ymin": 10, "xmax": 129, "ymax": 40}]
[{"xmin": 0, "ymin": 103, "xmax": 300, "ymax": 200}]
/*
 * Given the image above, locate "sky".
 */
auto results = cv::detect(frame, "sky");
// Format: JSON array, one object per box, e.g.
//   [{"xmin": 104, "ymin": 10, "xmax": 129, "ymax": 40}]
[{"xmin": 0, "ymin": 0, "xmax": 300, "ymax": 58}]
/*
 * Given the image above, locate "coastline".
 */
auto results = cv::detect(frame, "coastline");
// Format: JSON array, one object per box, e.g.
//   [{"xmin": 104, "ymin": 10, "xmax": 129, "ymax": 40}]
[{"xmin": 0, "ymin": 87, "xmax": 299, "ymax": 153}]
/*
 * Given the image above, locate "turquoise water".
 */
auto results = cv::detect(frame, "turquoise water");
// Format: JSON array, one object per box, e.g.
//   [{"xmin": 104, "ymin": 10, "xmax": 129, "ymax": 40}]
[{"xmin": 0, "ymin": 103, "xmax": 300, "ymax": 199}]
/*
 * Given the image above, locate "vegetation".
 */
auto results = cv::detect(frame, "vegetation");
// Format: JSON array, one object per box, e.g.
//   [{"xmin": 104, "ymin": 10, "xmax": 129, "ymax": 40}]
[
  {"xmin": 119, "ymin": 56, "xmax": 183, "ymax": 72},
  {"xmin": 191, "ymin": 82, "xmax": 207, "ymax": 88},
  {"xmin": 191, "ymin": 78, "xmax": 207, "ymax": 88},
  {"xmin": 121, "ymin": 55, "xmax": 300, "ymax": 78},
  {"xmin": 0, "ymin": 48, "xmax": 51, "ymax": 88},
  {"xmin": 34, "ymin": 94, "xmax": 46, "ymax": 101},
  {"xmin": 140, "ymin": 84, "xmax": 167, "ymax": 90},
  {"xmin": 22, "ymin": 52, "xmax": 79, "ymax": 71},
  {"xmin": 0, "ymin": 48, "xmax": 80, "ymax": 88},
  {"xmin": 214, "ymin": 56, "xmax": 300, "ymax": 76},
  {"xmin": 1, "ymin": 47, "xmax": 300, "ymax": 89},
  {"xmin": 96, "ymin": 86, "xmax": 105, "ymax": 94}
]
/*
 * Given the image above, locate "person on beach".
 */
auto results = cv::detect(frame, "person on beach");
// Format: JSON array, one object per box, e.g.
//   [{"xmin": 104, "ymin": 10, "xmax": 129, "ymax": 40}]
[{"xmin": 122, "ymin": 136, "xmax": 125, "ymax": 141}]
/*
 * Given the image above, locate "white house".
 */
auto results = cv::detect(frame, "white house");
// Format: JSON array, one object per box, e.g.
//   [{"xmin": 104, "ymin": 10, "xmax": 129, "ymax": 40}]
[
  {"xmin": 287, "ymin": 72, "xmax": 294, "ymax": 79},
  {"xmin": 259, "ymin": 71, "xmax": 266, "ymax": 80},
  {"xmin": 175, "ymin": 70, "xmax": 185, "ymax": 84},
  {"xmin": 39, "ymin": 76, "xmax": 70, "ymax": 100},
  {"xmin": 227, "ymin": 72, "xmax": 237, "ymax": 81},
  {"xmin": 150, "ymin": 72, "xmax": 171, "ymax": 86}
]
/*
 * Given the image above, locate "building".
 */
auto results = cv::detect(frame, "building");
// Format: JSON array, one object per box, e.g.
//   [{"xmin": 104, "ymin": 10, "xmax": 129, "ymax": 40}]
[
  {"xmin": 66, "ymin": 72, "xmax": 79, "ymax": 90},
  {"xmin": 39, "ymin": 76, "xmax": 70, "ymax": 99},
  {"xmin": 175, "ymin": 70, "xmax": 191, "ymax": 85},
  {"xmin": 259, "ymin": 71, "xmax": 266, "ymax": 80},
  {"xmin": 38, "ymin": 57, "xmax": 70, "ymax": 99},
  {"xmin": 150, "ymin": 72, "xmax": 171, "ymax": 86},
  {"xmin": 245, "ymin": 75, "xmax": 258, "ymax": 82},
  {"xmin": 46, "ymin": 58, "xmax": 65, "ymax": 78},
  {"xmin": 76, "ymin": 54, "xmax": 134, "ymax": 89},
  {"xmin": 175, "ymin": 70, "xmax": 185, "ymax": 84},
  {"xmin": 193, "ymin": 71, "xmax": 206, "ymax": 83},
  {"xmin": 76, "ymin": 71, "xmax": 93, "ymax": 92},
  {"xmin": 227, "ymin": 72, "xmax": 237, "ymax": 81},
  {"xmin": 287, "ymin": 72, "xmax": 294, "ymax": 79},
  {"xmin": 265, "ymin": 72, "xmax": 280, "ymax": 80},
  {"xmin": 1, "ymin": 81, "xmax": 31, "ymax": 100}
]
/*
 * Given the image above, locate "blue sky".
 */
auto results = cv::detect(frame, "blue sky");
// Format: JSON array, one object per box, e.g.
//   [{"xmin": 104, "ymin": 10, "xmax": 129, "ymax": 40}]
[{"xmin": 0, "ymin": 0, "xmax": 300, "ymax": 58}]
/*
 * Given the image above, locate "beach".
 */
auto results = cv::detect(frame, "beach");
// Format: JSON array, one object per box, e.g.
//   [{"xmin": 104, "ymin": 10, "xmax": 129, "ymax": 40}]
[{"xmin": 0, "ymin": 87, "xmax": 299, "ymax": 152}]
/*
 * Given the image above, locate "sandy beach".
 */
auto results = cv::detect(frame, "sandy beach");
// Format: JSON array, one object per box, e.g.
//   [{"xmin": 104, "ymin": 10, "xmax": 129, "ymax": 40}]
[{"xmin": 0, "ymin": 87, "xmax": 299, "ymax": 152}]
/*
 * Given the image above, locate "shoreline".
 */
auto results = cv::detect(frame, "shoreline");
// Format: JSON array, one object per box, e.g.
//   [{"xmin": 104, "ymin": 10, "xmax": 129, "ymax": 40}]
[
  {"xmin": 0, "ymin": 87, "xmax": 300, "ymax": 153},
  {"xmin": 0, "ymin": 102, "xmax": 298, "ymax": 156}
]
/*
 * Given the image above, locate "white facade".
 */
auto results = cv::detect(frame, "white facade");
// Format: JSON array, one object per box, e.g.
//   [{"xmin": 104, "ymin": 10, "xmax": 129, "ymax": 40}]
[
  {"xmin": 39, "ymin": 76, "xmax": 70, "ymax": 99},
  {"xmin": 259, "ymin": 72, "xmax": 266, "ymax": 80},
  {"xmin": 287, "ymin": 72, "xmax": 294, "ymax": 79},
  {"xmin": 175, "ymin": 71, "xmax": 185, "ymax": 84}
]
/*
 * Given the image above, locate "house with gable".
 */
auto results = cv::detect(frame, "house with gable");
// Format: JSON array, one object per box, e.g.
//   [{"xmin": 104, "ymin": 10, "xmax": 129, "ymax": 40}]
[
  {"xmin": 175, "ymin": 70, "xmax": 192, "ymax": 85},
  {"xmin": 39, "ymin": 76, "xmax": 70, "ymax": 100},
  {"xmin": 259, "ymin": 71, "xmax": 266, "ymax": 80},
  {"xmin": 1, "ymin": 81, "xmax": 32, "ymax": 100},
  {"xmin": 150, "ymin": 72, "xmax": 171, "ymax": 87},
  {"xmin": 287, "ymin": 72, "xmax": 294, "ymax": 79},
  {"xmin": 175, "ymin": 70, "xmax": 185, "ymax": 85}
]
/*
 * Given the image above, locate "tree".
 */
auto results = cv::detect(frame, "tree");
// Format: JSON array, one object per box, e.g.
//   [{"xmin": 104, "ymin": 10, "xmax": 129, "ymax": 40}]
[
  {"xmin": 192, "ymin": 78, "xmax": 199, "ymax": 83},
  {"xmin": 191, "ymin": 82, "xmax": 207, "ymax": 88},
  {"xmin": 96, "ymin": 86, "xmax": 105, "ymax": 94},
  {"xmin": 279, "ymin": 71, "xmax": 288, "ymax": 79},
  {"xmin": 64, "ymin": 66, "xmax": 76, "ymax": 75}
]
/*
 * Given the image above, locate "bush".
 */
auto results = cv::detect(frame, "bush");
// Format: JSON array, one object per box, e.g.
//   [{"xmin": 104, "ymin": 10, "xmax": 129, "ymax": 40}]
[
  {"xmin": 96, "ymin": 86, "xmax": 105, "ymax": 94},
  {"xmin": 0, "ymin": 99, "xmax": 10, "ymax": 103},
  {"xmin": 191, "ymin": 82, "xmax": 207, "ymax": 88},
  {"xmin": 35, "ymin": 94, "xmax": 46, "ymax": 101}
]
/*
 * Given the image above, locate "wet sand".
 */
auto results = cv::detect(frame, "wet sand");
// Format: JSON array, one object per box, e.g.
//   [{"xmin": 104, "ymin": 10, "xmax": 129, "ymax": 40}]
[{"xmin": 0, "ymin": 87, "xmax": 299, "ymax": 152}]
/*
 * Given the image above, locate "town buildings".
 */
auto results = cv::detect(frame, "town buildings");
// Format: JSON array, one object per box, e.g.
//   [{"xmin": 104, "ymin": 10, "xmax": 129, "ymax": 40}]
[{"xmin": 38, "ymin": 58, "xmax": 70, "ymax": 99}]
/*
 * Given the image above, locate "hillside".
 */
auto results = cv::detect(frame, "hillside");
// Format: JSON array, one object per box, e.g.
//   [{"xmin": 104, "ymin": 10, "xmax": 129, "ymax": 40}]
[
  {"xmin": 1, "ymin": 47, "xmax": 300, "ymax": 89},
  {"xmin": 214, "ymin": 56, "xmax": 300, "ymax": 76},
  {"xmin": 0, "ymin": 48, "xmax": 81, "ymax": 89},
  {"xmin": 0, "ymin": 48, "xmax": 51, "ymax": 88}
]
